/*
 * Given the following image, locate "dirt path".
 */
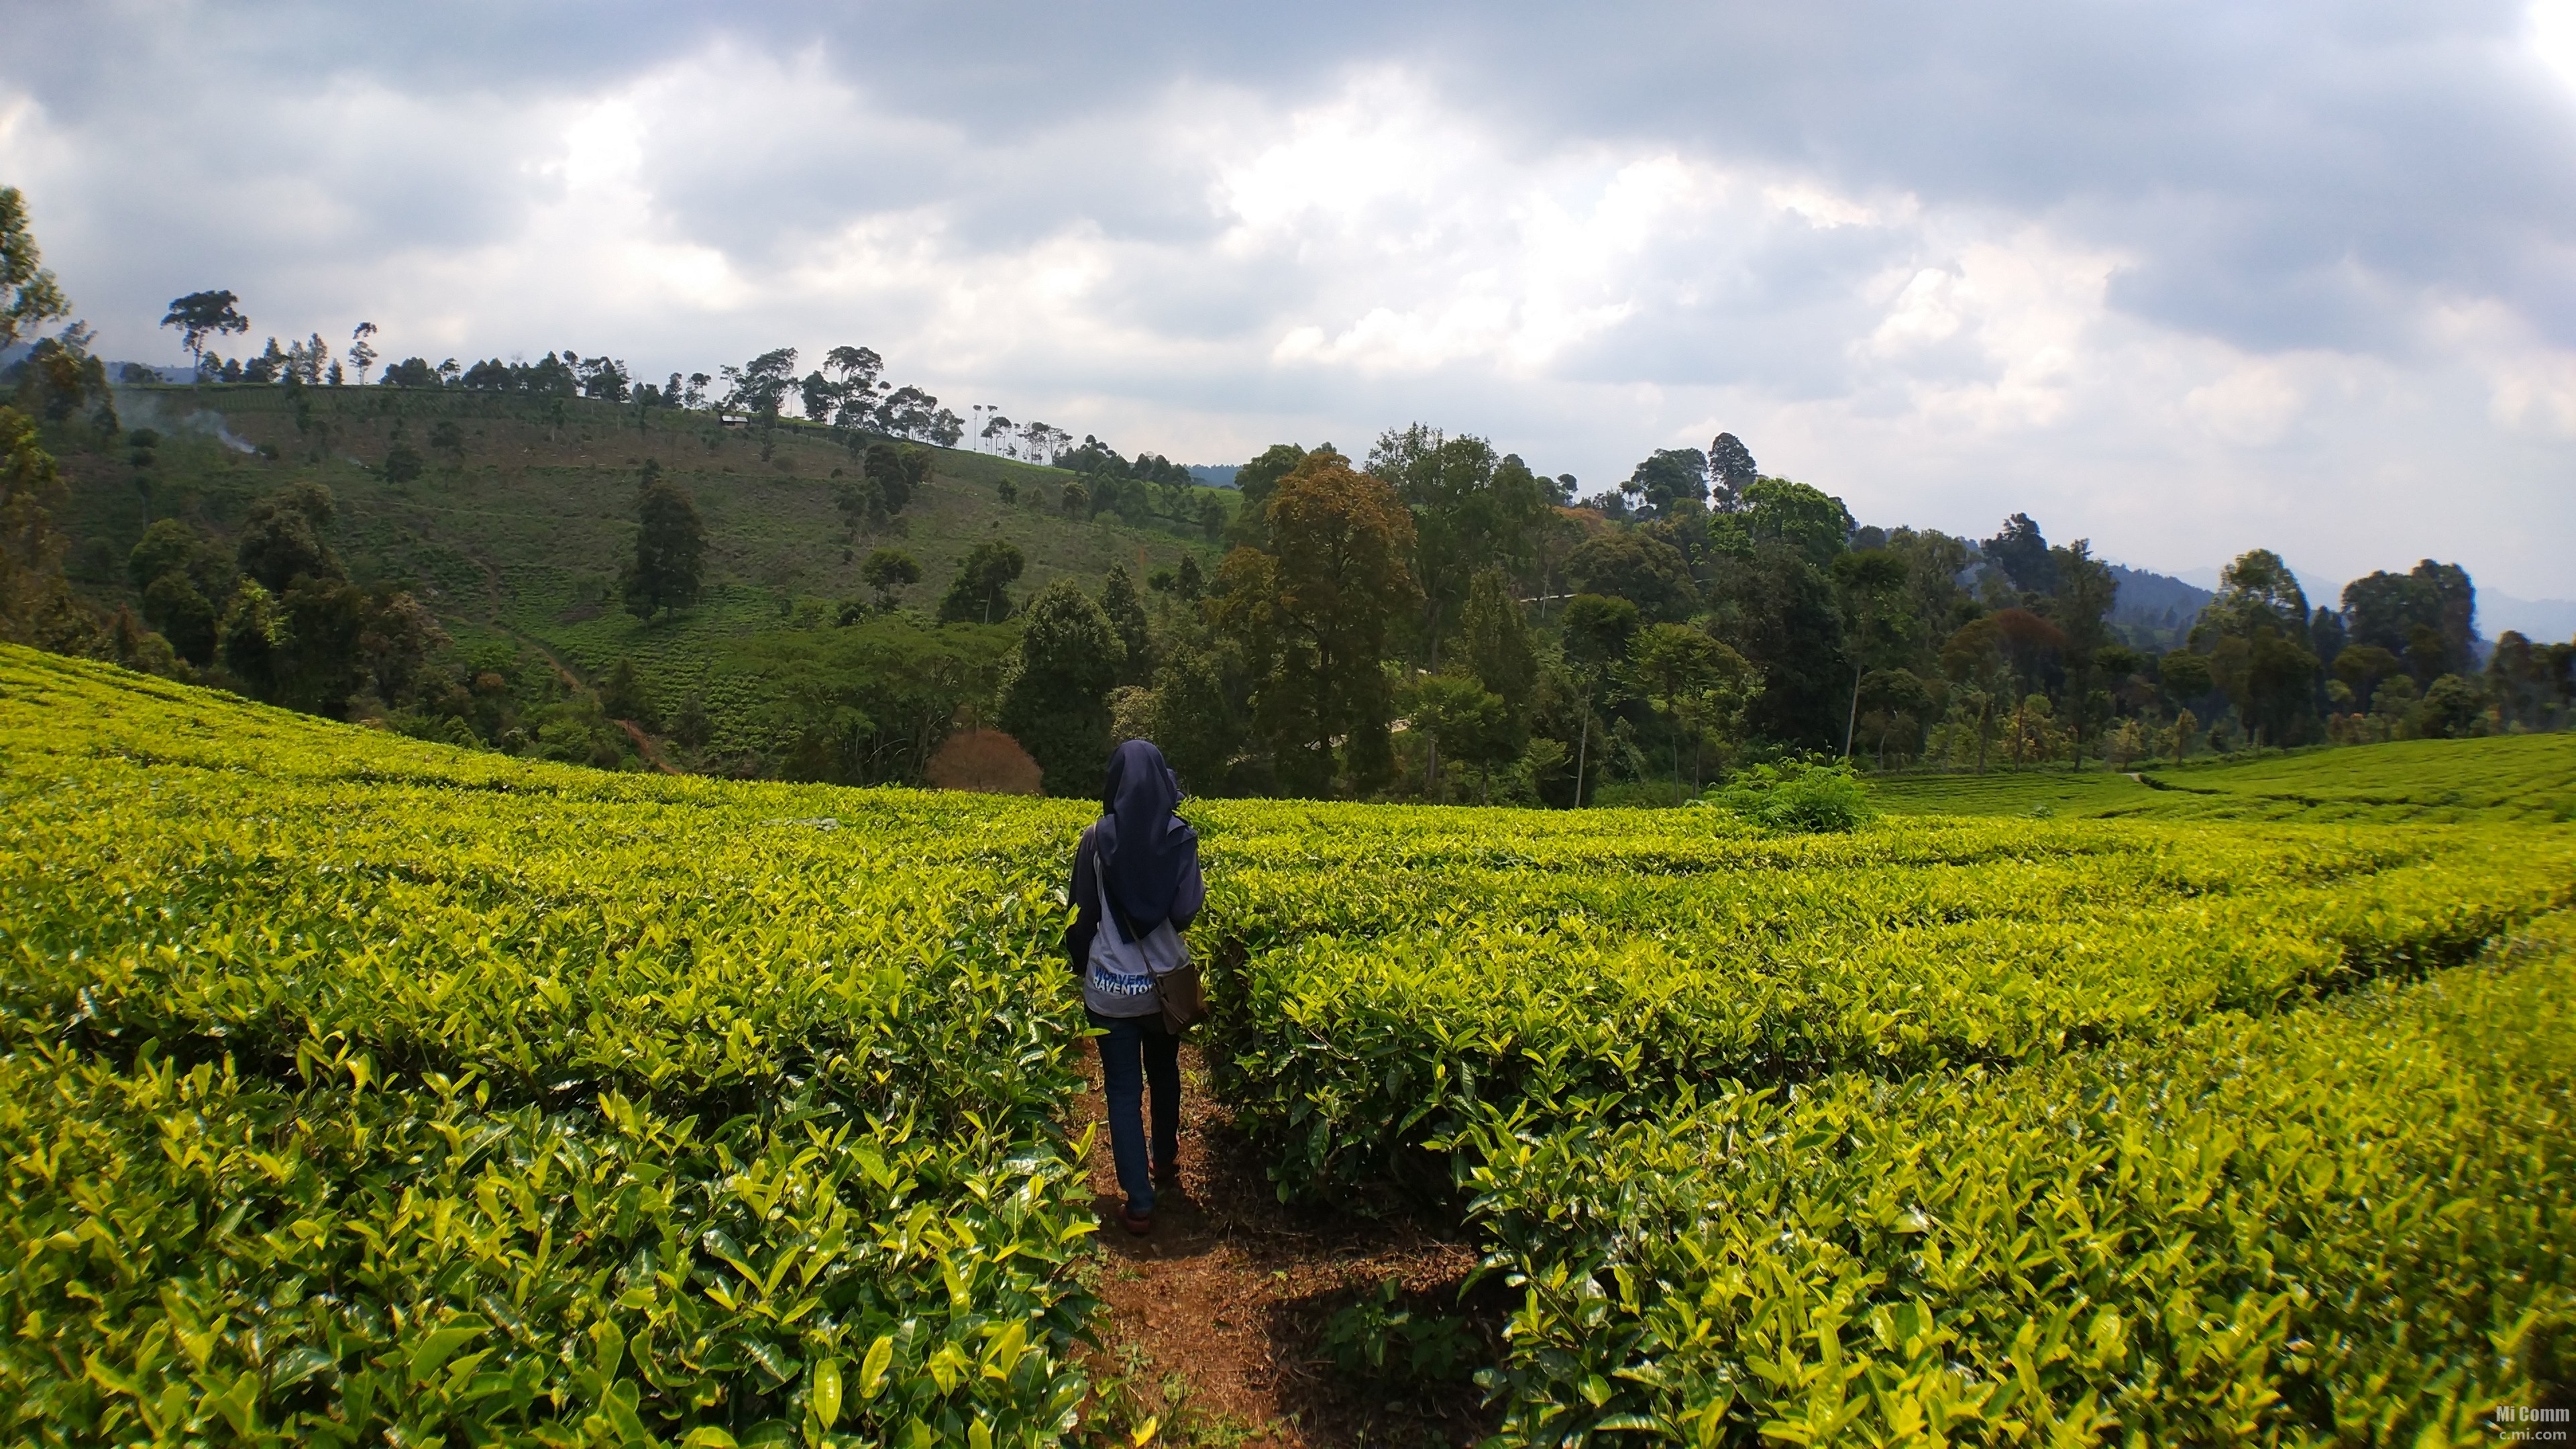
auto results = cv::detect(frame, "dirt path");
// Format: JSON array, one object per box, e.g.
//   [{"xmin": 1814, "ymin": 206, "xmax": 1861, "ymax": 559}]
[
  {"xmin": 612, "ymin": 716, "xmax": 682, "ymax": 774},
  {"xmin": 1071, "ymin": 1044, "xmax": 1497, "ymax": 1448},
  {"xmin": 492, "ymin": 619, "xmax": 680, "ymax": 774}
]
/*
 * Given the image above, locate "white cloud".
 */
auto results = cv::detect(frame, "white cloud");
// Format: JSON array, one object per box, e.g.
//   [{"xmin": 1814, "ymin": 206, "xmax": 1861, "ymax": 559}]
[
  {"xmin": 2182, "ymin": 362, "xmax": 2305, "ymax": 446},
  {"xmin": 2532, "ymin": 0, "xmax": 2576, "ymax": 95},
  {"xmin": 2, "ymin": 5, "xmax": 2572, "ymax": 600}
]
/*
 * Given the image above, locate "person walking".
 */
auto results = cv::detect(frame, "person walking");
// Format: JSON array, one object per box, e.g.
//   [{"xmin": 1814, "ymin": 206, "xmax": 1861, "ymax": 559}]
[{"xmin": 1065, "ymin": 739, "xmax": 1205, "ymax": 1236}]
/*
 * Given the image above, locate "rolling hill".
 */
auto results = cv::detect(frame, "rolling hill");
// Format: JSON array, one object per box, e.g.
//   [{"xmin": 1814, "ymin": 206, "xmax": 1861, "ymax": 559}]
[{"xmin": 58, "ymin": 381, "xmax": 1236, "ymax": 771}]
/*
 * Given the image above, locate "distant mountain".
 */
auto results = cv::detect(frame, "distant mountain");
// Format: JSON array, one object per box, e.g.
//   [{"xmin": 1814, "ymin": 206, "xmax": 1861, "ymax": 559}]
[
  {"xmin": 1187, "ymin": 464, "xmax": 1238, "ymax": 488},
  {"xmin": 2108, "ymin": 564, "xmax": 2213, "ymax": 627},
  {"xmin": 2175, "ymin": 563, "xmax": 2568, "ymax": 643},
  {"xmin": 2, "ymin": 345, "xmax": 190, "ymax": 382},
  {"xmin": 2483, "ymin": 592, "xmax": 2576, "ymax": 643},
  {"xmin": 112, "ymin": 362, "xmax": 196, "ymax": 384}
]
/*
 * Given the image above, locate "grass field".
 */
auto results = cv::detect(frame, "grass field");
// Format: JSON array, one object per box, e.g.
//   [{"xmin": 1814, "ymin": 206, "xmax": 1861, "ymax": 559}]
[
  {"xmin": 5, "ymin": 645, "xmax": 2572, "ymax": 1444},
  {"xmin": 1871, "ymin": 731, "xmax": 2576, "ymax": 824}
]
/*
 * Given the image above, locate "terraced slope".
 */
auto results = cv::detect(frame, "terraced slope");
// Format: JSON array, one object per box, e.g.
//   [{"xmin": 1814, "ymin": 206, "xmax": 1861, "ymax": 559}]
[{"xmin": 1872, "ymin": 731, "xmax": 2576, "ymax": 823}]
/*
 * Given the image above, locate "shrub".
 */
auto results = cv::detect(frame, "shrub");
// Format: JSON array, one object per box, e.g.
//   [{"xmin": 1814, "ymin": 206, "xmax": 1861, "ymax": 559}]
[
  {"xmin": 925, "ymin": 727, "xmax": 1042, "ymax": 794},
  {"xmin": 1705, "ymin": 757, "xmax": 1874, "ymax": 831}
]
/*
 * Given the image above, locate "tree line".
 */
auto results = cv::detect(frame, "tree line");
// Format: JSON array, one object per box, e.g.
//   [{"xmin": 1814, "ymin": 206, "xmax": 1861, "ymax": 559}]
[{"xmin": 953, "ymin": 426, "xmax": 2573, "ymax": 804}]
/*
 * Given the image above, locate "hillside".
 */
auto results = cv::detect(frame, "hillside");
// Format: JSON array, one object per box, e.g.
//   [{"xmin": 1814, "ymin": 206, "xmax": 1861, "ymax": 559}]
[
  {"xmin": 1870, "ymin": 730, "xmax": 2576, "ymax": 822},
  {"xmin": 58, "ymin": 381, "xmax": 1235, "ymax": 770}
]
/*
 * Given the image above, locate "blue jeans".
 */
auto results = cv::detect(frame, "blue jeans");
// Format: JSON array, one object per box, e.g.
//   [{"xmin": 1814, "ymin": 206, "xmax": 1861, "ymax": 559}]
[{"xmin": 1089, "ymin": 1009, "xmax": 1179, "ymax": 1216}]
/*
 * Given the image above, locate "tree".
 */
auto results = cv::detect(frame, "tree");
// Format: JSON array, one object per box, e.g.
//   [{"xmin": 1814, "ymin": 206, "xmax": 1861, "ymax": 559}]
[
  {"xmin": 835, "ymin": 474, "xmax": 887, "ymax": 537},
  {"xmin": 1101, "ymin": 564, "xmax": 1154, "ymax": 685},
  {"xmin": 384, "ymin": 423, "xmax": 423, "ymax": 484},
  {"xmin": 861, "ymin": 548, "xmax": 922, "ymax": 610},
  {"xmin": 1564, "ymin": 530, "xmax": 1696, "ymax": 622},
  {"xmin": 130, "ymin": 518, "xmax": 224, "ymax": 663},
  {"xmin": 820, "ymin": 345, "xmax": 886, "ymax": 427},
  {"xmin": 2045, "ymin": 539, "xmax": 2117, "ymax": 762},
  {"xmin": 1, "ymin": 189, "xmax": 70, "ymax": 353},
  {"xmin": 924, "ymin": 729, "xmax": 1043, "ymax": 794},
  {"xmin": 938, "ymin": 541, "xmax": 1026, "ymax": 624},
  {"xmin": 2191, "ymin": 549, "xmax": 2319, "ymax": 747},
  {"xmin": 998, "ymin": 578, "xmax": 1122, "ymax": 794},
  {"xmin": 1411, "ymin": 673, "xmax": 1515, "ymax": 801},
  {"xmin": 1218, "ymin": 449, "xmax": 1420, "ymax": 794},
  {"xmin": 1224, "ymin": 443, "xmax": 1307, "ymax": 550},
  {"xmin": 1707, "ymin": 432, "xmax": 1758, "ymax": 511},
  {"xmin": 1710, "ymin": 478, "xmax": 1854, "ymax": 568},
  {"xmin": 1558, "ymin": 592, "xmax": 1639, "ymax": 805},
  {"xmin": 1365, "ymin": 425, "xmax": 1553, "ymax": 668},
  {"xmin": 600, "ymin": 657, "xmax": 657, "ymax": 728},
  {"xmin": 1625, "ymin": 623, "xmax": 1761, "ymax": 791},
  {"xmin": 622, "ymin": 464, "xmax": 706, "ymax": 620},
  {"xmin": 720, "ymin": 347, "xmax": 798, "ymax": 458},
  {"xmin": 1711, "ymin": 521, "xmax": 1851, "ymax": 749},
  {"xmin": 1941, "ymin": 617, "xmax": 2011, "ymax": 771},
  {"xmin": 1144, "ymin": 643, "xmax": 1236, "ymax": 796},
  {"xmin": 2409, "ymin": 674, "xmax": 2480, "ymax": 739},
  {"xmin": 1856, "ymin": 667, "xmax": 1935, "ymax": 769},
  {"xmin": 0, "ymin": 405, "xmax": 84, "ymax": 647},
  {"xmin": 2332, "ymin": 643, "xmax": 2404, "ymax": 710},
  {"xmin": 1458, "ymin": 568, "xmax": 1536, "ymax": 712},
  {"xmin": 860, "ymin": 441, "xmax": 925, "ymax": 515},
  {"xmin": 19, "ymin": 327, "xmax": 114, "ymax": 431},
  {"xmin": 348, "ymin": 322, "xmax": 378, "ymax": 385},
  {"xmin": 2341, "ymin": 560, "xmax": 2477, "ymax": 681},
  {"xmin": 235, "ymin": 482, "xmax": 344, "ymax": 592},
  {"xmin": 1980, "ymin": 513, "xmax": 2056, "ymax": 595},
  {"xmin": 1621, "ymin": 447, "xmax": 1710, "ymax": 519},
  {"xmin": 1829, "ymin": 548, "xmax": 1912, "ymax": 755},
  {"xmin": 158, "ymin": 289, "xmax": 249, "ymax": 371}
]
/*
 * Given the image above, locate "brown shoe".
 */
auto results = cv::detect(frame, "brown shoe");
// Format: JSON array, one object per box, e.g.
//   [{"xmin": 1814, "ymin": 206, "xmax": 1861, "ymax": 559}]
[
  {"xmin": 1120, "ymin": 1205, "xmax": 1155, "ymax": 1236},
  {"xmin": 1152, "ymin": 1157, "xmax": 1180, "ymax": 1185}
]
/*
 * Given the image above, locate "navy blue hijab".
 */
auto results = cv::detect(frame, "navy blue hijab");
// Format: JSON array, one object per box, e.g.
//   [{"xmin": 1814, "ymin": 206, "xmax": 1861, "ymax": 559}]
[{"xmin": 1097, "ymin": 739, "xmax": 1195, "ymax": 932}]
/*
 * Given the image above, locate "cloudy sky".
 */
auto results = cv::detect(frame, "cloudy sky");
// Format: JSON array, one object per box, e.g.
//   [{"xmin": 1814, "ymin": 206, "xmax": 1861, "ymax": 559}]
[{"xmin": 5, "ymin": 1, "xmax": 2573, "ymax": 614}]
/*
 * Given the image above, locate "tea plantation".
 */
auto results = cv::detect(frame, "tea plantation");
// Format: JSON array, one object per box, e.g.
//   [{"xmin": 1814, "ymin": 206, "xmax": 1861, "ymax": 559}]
[{"xmin": 5, "ymin": 645, "xmax": 2571, "ymax": 1444}]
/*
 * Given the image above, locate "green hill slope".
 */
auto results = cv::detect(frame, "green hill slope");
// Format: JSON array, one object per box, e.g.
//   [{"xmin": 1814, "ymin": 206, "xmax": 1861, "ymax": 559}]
[
  {"xmin": 1870, "ymin": 731, "xmax": 2576, "ymax": 823},
  {"xmin": 61, "ymin": 382, "xmax": 1232, "ymax": 771}
]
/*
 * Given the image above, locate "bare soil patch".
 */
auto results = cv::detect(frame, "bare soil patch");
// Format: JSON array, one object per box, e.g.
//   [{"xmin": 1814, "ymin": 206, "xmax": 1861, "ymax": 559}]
[{"xmin": 1070, "ymin": 1042, "xmax": 1503, "ymax": 1448}]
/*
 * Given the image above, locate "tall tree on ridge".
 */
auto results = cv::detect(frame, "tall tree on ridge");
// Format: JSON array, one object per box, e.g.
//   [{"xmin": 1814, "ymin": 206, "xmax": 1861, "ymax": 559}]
[
  {"xmin": 159, "ymin": 289, "xmax": 248, "ymax": 372},
  {"xmin": 720, "ymin": 347, "xmax": 798, "ymax": 459}
]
